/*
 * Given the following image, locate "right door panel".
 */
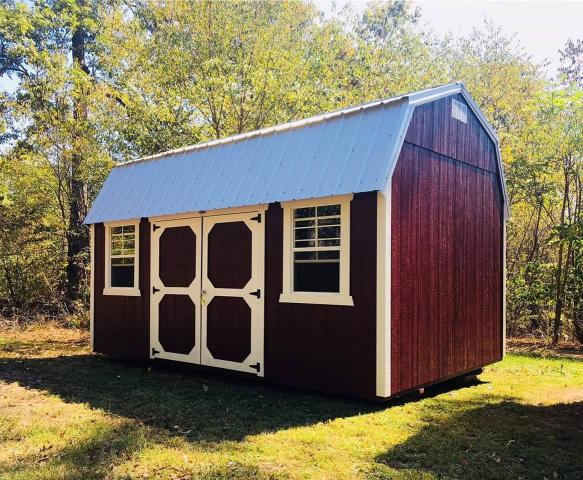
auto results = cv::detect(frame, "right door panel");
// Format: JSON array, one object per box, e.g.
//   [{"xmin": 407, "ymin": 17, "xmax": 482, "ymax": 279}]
[{"xmin": 201, "ymin": 212, "xmax": 264, "ymax": 375}]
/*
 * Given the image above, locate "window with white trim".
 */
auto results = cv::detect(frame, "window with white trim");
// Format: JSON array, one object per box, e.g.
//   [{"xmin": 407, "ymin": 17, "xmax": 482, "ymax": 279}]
[
  {"xmin": 104, "ymin": 221, "xmax": 140, "ymax": 296},
  {"xmin": 280, "ymin": 195, "xmax": 353, "ymax": 306}
]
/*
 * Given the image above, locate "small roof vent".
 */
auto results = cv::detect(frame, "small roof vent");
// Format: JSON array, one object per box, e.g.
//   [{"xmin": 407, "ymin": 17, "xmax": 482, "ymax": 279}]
[{"xmin": 452, "ymin": 99, "xmax": 468, "ymax": 123}]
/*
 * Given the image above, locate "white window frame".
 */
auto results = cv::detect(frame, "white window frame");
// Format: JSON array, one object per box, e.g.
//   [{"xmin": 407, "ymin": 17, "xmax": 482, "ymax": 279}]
[
  {"xmin": 279, "ymin": 194, "xmax": 354, "ymax": 306},
  {"xmin": 103, "ymin": 219, "xmax": 141, "ymax": 297}
]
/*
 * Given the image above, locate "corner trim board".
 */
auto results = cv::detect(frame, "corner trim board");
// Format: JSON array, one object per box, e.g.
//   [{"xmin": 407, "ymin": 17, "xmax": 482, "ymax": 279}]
[
  {"xmin": 90, "ymin": 224, "xmax": 95, "ymax": 351},
  {"xmin": 376, "ymin": 191, "xmax": 391, "ymax": 397}
]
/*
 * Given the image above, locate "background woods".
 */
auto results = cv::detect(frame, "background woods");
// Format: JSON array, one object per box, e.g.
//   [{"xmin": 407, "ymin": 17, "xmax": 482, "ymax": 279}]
[{"xmin": 0, "ymin": 0, "xmax": 581, "ymax": 343}]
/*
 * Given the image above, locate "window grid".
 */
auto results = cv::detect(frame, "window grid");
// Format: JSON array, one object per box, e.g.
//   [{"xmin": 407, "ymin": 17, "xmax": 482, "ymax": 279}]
[
  {"xmin": 292, "ymin": 205, "xmax": 341, "ymax": 262},
  {"xmin": 110, "ymin": 225, "xmax": 136, "ymax": 267}
]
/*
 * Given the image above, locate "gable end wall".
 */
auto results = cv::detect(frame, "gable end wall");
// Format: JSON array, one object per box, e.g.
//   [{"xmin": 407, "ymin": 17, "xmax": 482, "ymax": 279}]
[{"xmin": 390, "ymin": 94, "xmax": 504, "ymax": 395}]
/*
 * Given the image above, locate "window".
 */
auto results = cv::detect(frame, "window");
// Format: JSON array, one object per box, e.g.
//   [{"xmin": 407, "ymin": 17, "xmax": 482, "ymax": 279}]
[
  {"xmin": 452, "ymin": 99, "xmax": 468, "ymax": 123},
  {"xmin": 104, "ymin": 221, "xmax": 140, "ymax": 296},
  {"xmin": 280, "ymin": 195, "xmax": 353, "ymax": 306}
]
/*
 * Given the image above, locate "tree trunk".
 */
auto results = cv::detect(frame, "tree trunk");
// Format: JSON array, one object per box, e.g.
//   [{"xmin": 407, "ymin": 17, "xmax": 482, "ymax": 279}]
[
  {"xmin": 552, "ymin": 162, "xmax": 571, "ymax": 344},
  {"xmin": 526, "ymin": 196, "xmax": 543, "ymax": 332},
  {"xmin": 66, "ymin": 4, "xmax": 90, "ymax": 305}
]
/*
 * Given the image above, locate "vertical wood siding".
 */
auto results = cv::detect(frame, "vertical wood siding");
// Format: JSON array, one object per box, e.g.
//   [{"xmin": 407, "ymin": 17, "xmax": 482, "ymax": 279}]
[
  {"xmin": 391, "ymin": 97, "xmax": 504, "ymax": 395},
  {"xmin": 93, "ymin": 219, "xmax": 150, "ymax": 359},
  {"xmin": 405, "ymin": 93, "xmax": 499, "ymax": 174},
  {"xmin": 264, "ymin": 192, "xmax": 377, "ymax": 399}
]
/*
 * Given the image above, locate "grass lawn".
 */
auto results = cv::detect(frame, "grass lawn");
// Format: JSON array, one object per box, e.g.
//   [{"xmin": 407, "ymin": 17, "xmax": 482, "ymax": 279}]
[{"xmin": 0, "ymin": 325, "xmax": 582, "ymax": 480}]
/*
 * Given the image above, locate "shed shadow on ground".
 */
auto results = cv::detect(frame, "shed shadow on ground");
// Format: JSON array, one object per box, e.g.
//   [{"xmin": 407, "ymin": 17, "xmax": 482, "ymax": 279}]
[
  {"xmin": 0, "ymin": 352, "xmax": 484, "ymax": 443},
  {"xmin": 372, "ymin": 400, "xmax": 583, "ymax": 480}
]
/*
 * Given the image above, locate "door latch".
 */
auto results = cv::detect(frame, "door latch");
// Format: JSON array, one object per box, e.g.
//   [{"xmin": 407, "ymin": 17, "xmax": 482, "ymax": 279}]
[{"xmin": 249, "ymin": 289, "xmax": 261, "ymax": 299}]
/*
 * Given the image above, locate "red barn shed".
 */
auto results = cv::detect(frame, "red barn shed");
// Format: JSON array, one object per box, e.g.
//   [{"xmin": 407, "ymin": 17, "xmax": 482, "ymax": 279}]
[{"xmin": 85, "ymin": 82, "xmax": 507, "ymax": 400}]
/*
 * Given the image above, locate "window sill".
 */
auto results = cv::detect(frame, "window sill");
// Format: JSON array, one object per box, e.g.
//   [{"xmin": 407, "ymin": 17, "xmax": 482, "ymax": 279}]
[
  {"xmin": 103, "ymin": 287, "xmax": 141, "ymax": 297},
  {"xmin": 279, "ymin": 292, "xmax": 354, "ymax": 306}
]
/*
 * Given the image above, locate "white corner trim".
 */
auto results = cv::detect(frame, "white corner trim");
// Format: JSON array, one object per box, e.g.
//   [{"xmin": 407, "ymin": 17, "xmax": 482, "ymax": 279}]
[
  {"xmin": 89, "ymin": 224, "xmax": 95, "ymax": 351},
  {"xmin": 382, "ymin": 103, "xmax": 415, "ymax": 194},
  {"xmin": 280, "ymin": 194, "xmax": 353, "ymax": 307},
  {"xmin": 103, "ymin": 219, "xmax": 141, "ymax": 297},
  {"xmin": 502, "ymin": 205, "xmax": 508, "ymax": 357},
  {"xmin": 279, "ymin": 292, "xmax": 354, "ymax": 306},
  {"xmin": 376, "ymin": 191, "xmax": 391, "ymax": 397}
]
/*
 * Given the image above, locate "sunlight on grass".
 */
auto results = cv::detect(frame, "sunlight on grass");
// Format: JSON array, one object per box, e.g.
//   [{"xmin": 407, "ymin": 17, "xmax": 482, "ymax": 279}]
[{"xmin": 0, "ymin": 325, "xmax": 581, "ymax": 479}]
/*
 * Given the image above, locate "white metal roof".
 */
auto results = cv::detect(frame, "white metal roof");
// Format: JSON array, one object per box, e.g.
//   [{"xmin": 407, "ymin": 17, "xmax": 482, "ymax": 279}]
[{"xmin": 84, "ymin": 82, "xmax": 507, "ymax": 224}]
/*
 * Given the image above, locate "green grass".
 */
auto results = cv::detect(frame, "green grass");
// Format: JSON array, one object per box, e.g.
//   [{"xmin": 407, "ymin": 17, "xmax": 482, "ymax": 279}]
[{"xmin": 0, "ymin": 325, "xmax": 582, "ymax": 479}]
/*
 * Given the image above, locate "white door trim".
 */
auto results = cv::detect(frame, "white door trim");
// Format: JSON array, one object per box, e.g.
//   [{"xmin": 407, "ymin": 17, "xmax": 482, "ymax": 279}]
[
  {"xmin": 200, "ymin": 211, "xmax": 265, "ymax": 376},
  {"xmin": 150, "ymin": 217, "xmax": 203, "ymax": 364}
]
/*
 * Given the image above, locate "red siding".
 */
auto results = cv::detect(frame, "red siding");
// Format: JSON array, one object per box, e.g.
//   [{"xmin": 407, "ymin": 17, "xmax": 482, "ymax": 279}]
[
  {"xmin": 391, "ymin": 100, "xmax": 504, "ymax": 395},
  {"xmin": 405, "ymin": 94, "xmax": 499, "ymax": 174},
  {"xmin": 264, "ymin": 192, "xmax": 377, "ymax": 399},
  {"xmin": 93, "ymin": 219, "xmax": 150, "ymax": 359}
]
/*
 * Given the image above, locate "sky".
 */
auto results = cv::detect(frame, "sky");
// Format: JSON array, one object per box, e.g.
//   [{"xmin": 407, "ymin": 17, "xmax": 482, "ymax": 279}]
[{"xmin": 318, "ymin": 0, "xmax": 583, "ymax": 76}]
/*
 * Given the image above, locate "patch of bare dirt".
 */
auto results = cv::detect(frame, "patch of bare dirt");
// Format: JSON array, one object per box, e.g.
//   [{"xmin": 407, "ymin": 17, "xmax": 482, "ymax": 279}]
[{"xmin": 508, "ymin": 337, "xmax": 583, "ymax": 359}]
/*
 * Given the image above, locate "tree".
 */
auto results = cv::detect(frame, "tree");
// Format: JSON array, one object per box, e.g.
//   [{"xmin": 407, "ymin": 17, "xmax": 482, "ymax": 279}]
[
  {"xmin": 0, "ymin": 0, "xmax": 110, "ymax": 309},
  {"xmin": 559, "ymin": 38, "xmax": 583, "ymax": 87}
]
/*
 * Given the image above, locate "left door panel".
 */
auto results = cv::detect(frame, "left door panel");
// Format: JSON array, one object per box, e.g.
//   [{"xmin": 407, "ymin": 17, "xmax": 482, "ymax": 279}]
[{"xmin": 150, "ymin": 217, "xmax": 202, "ymax": 363}]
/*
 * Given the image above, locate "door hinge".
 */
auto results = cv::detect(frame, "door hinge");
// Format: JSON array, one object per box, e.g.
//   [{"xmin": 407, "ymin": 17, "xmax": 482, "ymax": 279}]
[
  {"xmin": 152, "ymin": 286, "xmax": 160, "ymax": 294},
  {"xmin": 249, "ymin": 362, "xmax": 261, "ymax": 373},
  {"xmin": 152, "ymin": 347, "xmax": 159, "ymax": 356},
  {"xmin": 250, "ymin": 213, "xmax": 261, "ymax": 223},
  {"xmin": 249, "ymin": 289, "xmax": 261, "ymax": 299},
  {"xmin": 152, "ymin": 224, "xmax": 160, "ymax": 231}
]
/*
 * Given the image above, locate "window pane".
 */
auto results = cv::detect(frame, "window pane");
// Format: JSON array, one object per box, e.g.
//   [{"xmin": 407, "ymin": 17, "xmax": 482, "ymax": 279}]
[
  {"xmin": 111, "ymin": 226, "xmax": 123, "ymax": 235},
  {"xmin": 111, "ymin": 265, "xmax": 134, "ymax": 287},
  {"xmin": 318, "ymin": 226, "xmax": 340, "ymax": 239},
  {"xmin": 294, "ymin": 251, "xmax": 339, "ymax": 262},
  {"xmin": 294, "ymin": 219, "xmax": 315, "ymax": 228},
  {"xmin": 123, "ymin": 238, "xmax": 135, "ymax": 250},
  {"xmin": 318, "ymin": 217, "xmax": 339, "ymax": 226},
  {"xmin": 317, "ymin": 204, "xmax": 340, "ymax": 216},
  {"xmin": 318, "ymin": 250, "xmax": 340, "ymax": 261},
  {"xmin": 112, "ymin": 257, "xmax": 134, "ymax": 266},
  {"xmin": 295, "ymin": 239, "xmax": 315, "ymax": 248},
  {"xmin": 111, "ymin": 241, "xmax": 123, "ymax": 256},
  {"xmin": 123, "ymin": 225, "xmax": 135, "ymax": 234},
  {"xmin": 294, "ymin": 252, "xmax": 317, "ymax": 261},
  {"xmin": 294, "ymin": 228, "xmax": 315, "ymax": 241},
  {"xmin": 294, "ymin": 261, "xmax": 339, "ymax": 293},
  {"xmin": 318, "ymin": 239, "xmax": 340, "ymax": 247},
  {"xmin": 294, "ymin": 207, "xmax": 315, "ymax": 219}
]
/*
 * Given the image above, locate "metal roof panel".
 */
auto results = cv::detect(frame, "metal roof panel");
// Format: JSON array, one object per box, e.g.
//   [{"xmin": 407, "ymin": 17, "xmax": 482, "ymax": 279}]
[{"xmin": 84, "ymin": 82, "xmax": 506, "ymax": 224}]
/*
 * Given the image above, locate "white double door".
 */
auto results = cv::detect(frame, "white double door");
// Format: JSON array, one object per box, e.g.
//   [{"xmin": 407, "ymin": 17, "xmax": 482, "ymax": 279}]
[{"xmin": 149, "ymin": 211, "xmax": 264, "ymax": 376}]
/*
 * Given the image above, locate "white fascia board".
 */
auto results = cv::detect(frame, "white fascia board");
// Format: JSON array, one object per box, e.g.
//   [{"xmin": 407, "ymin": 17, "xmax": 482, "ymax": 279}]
[
  {"xmin": 407, "ymin": 82, "xmax": 463, "ymax": 106},
  {"xmin": 379, "ymin": 101, "xmax": 415, "ymax": 197}
]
